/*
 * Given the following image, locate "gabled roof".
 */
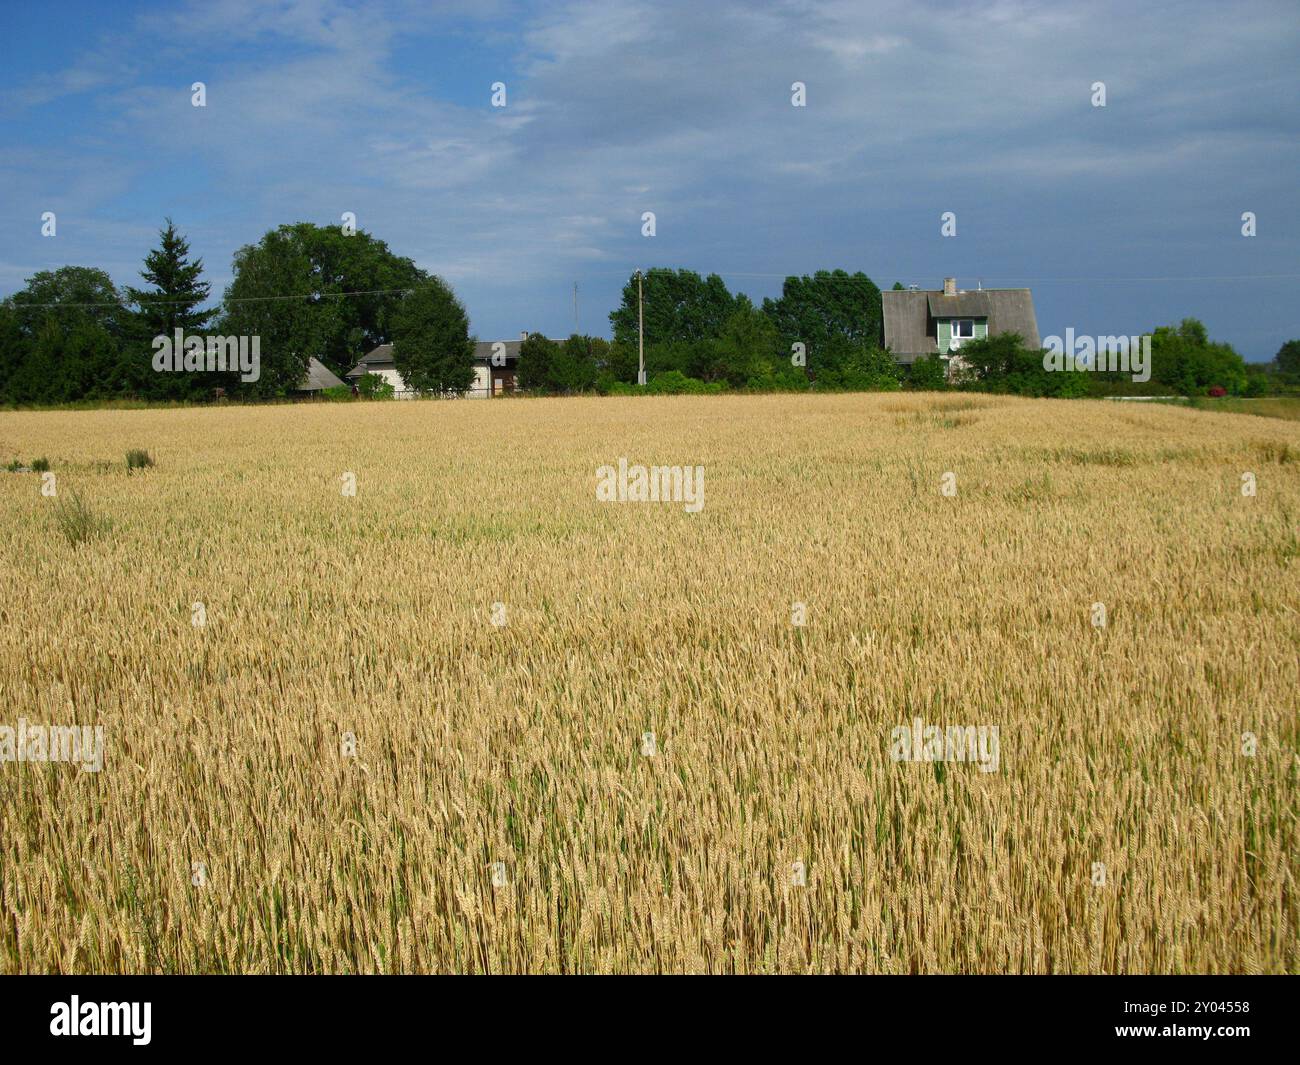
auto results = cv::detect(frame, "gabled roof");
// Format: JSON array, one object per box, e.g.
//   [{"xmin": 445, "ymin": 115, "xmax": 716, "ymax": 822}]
[
  {"xmin": 883, "ymin": 287, "xmax": 1039, "ymax": 362},
  {"xmin": 346, "ymin": 344, "xmax": 395, "ymax": 377},
  {"xmin": 298, "ymin": 357, "xmax": 346, "ymax": 391}
]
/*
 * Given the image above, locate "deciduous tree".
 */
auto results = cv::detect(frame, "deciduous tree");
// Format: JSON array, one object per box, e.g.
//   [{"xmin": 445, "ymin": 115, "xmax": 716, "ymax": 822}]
[{"xmin": 390, "ymin": 278, "xmax": 475, "ymax": 395}]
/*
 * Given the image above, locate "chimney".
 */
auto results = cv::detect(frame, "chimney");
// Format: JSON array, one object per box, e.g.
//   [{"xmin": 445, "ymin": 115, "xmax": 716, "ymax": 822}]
[
  {"xmin": 943, "ymin": 277, "xmax": 956, "ymax": 297},
  {"xmin": 520, "ymin": 331, "xmax": 529, "ymax": 341}
]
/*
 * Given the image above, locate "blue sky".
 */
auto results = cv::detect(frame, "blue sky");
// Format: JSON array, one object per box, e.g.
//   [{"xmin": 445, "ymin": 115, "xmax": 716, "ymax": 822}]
[{"xmin": 1, "ymin": 0, "xmax": 1297, "ymax": 360}]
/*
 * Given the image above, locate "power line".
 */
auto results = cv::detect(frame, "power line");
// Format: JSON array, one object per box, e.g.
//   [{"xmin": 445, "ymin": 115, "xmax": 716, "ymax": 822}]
[
  {"xmin": 7, "ymin": 287, "xmax": 422, "ymax": 310},
  {"xmin": 607, "ymin": 270, "xmax": 1300, "ymax": 284},
  {"xmin": 9, "ymin": 271, "xmax": 1300, "ymax": 311}
]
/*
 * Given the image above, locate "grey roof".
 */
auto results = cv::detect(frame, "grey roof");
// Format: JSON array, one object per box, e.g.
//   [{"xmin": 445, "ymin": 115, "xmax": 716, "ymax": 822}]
[
  {"xmin": 346, "ymin": 344, "xmax": 395, "ymax": 377},
  {"xmin": 474, "ymin": 338, "xmax": 564, "ymax": 360},
  {"xmin": 473, "ymin": 340, "xmax": 521, "ymax": 362},
  {"xmin": 883, "ymin": 287, "xmax": 1039, "ymax": 363},
  {"xmin": 927, "ymin": 291, "xmax": 991, "ymax": 317},
  {"xmin": 299, "ymin": 357, "xmax": 346, "ymax": 391}
]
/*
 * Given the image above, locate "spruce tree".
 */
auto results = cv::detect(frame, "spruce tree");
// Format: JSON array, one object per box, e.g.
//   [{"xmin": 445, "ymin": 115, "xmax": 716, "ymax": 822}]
[{"xmin": 125, "ymin": 219, "xmax": 213, "ymax": 398}]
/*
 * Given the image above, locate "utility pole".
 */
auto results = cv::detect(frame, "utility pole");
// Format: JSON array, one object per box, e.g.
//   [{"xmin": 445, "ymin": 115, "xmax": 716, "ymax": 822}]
[
  {"xmin": 573, "ymin": 281, "xmax": 579, "ymax": 334},
  {"xmin": 636, "ymin": 269, "xmax": 646, "ymax": 385}
]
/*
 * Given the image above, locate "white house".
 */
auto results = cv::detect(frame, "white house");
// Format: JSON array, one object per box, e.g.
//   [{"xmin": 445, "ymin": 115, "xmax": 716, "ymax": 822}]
[{"xmin": 345, "ymin": 334, "xmax": 560, "ymax": 398}]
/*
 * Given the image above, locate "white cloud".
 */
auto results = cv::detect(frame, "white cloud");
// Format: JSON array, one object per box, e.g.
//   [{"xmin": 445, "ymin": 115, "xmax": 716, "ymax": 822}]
[{"xmin": 1, "ymin": 0, "xmax": 1297, "ymax": 354}]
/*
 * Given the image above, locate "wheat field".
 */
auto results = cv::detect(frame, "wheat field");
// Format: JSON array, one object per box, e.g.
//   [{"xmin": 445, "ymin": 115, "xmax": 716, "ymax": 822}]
[{"xmin": 0, "ymin": 393, "xmax": 1296, "ymax": 973}]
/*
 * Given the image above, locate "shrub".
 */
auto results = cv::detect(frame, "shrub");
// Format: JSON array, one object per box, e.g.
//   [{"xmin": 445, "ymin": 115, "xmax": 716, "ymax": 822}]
[
  {"xmin": 320, "ymin": 385, "xmax": 355, "ymax": 402},
  {"xmin": 53, "ymin": 489, "xmax": 112, "ymax": 546},
  {"xmin": 743, "ymin": 361, "xmax": 809, "ymax": 392},
  {"xmin": 1243, "ymin": 369, "xmax": 1271, "ymax": 397},
  {"xmin": 907, "ymin": 356, "xmax": 948, "ymax": 391},
  {"xmin": 829, "ymin": 344, "xmax": 902, "ymax": 392},
  {"xmin": 601, "ymin": 379, "xmax": 640, "ymax": 396},
  {"xmin": 645, "ymin": 370, "xmax": 723, "ymax": 395},
  {"xmin": 3, "ymin": 457, "xmax": 52, "ymax": 472},
  {"xmin": 962, "ymin": 334, "xmax": 1090, "ymax": 397},
  {"xmin": 126, "ymin": 449, "xmax": 154, "ymax": 471},
  {"xmin": 356, "ymin": 374, "xmax": 395, "ymax": 400},
  {"xmin": 1149, "ymin": 319, "xmax": 1247, "ymax": 396}
]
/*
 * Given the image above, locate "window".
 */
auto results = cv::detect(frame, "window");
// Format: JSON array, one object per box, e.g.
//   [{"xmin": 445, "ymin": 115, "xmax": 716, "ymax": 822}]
[{"xmin": 953, "ymin": 319, "xmax": 974, "ymax": 338}]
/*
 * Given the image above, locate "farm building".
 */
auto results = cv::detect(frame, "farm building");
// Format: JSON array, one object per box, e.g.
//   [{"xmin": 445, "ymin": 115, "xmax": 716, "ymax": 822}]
[
  {"xmin": 345, "ymin": 335, "xmax": 559, "ymax": 398},
  {"xmin": 882, "ymin": 278, "xmax": 1039, "ymax": 367},
  {"xmin": 295, "ymin": 357, "xmax": 346, "ymax": 394}
]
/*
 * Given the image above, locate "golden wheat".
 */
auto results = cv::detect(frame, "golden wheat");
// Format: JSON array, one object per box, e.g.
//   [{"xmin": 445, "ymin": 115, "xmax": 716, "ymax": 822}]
[{"xmin": 0, "ymin": 393, "xmax": 1296, "ymax": 973}]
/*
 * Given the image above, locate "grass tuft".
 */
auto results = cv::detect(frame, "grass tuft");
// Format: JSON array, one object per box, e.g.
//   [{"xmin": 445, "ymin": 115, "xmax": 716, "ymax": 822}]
[
  {"xmin": 52, "ymin": 488, "xmax": 112, "ymax": 546},
  {"xmin": 125, "ymin": 448, "xmax": 155, "ymax": 471}
]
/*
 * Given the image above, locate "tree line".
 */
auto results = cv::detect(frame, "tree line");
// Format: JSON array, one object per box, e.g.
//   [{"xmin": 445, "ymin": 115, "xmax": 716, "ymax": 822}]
[
  {"xmin": 522, "ymin": 268, "xmax": 1294, "ymax": 398},
  {"xmin": 521, "ymin": 268, "xmax": 901, "ymax": 395},
  {"xmin": 2, "ymin": 222, "xmax": 1295, "ymax": 405},
  {"xmin": 0, "ymin": 220, "xmax": 473, "ymax": 404}
]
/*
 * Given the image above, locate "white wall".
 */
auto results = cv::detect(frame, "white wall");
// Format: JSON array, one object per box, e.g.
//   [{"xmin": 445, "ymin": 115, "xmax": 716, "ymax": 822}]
[
  {"xmin": 354, "ymin": 367, "xmax": 414, "ymax": 398},
  {"xmin": 467, "ymin": 363, "xmax": 491, "ymax": 398},
  {"xmin": 358, "ymin": 364, "xmax": 494, "ymax": 398}
]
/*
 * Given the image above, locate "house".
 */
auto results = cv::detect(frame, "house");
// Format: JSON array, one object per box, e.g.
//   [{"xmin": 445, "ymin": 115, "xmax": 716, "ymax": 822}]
[
  {"xmin": 345, "ymin": 334, "xmax": 555, "ymax": 398},
  {"xmin": 882, "ymin": 278, "xmax": 1039, "ymax": 370},
  {"xmin": 344, "ymin": 344, "xmax": 408, "ymax": 395},
  {"xmin": 296, "ymin": 357, "xmax": 346, "ymax": 394}
]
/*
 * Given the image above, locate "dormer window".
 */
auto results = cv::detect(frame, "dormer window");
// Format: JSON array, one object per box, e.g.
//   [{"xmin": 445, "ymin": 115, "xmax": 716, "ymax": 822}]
[{"xmin": 953, "ymin": 319, "xmax": 974, "ymax": 338}]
